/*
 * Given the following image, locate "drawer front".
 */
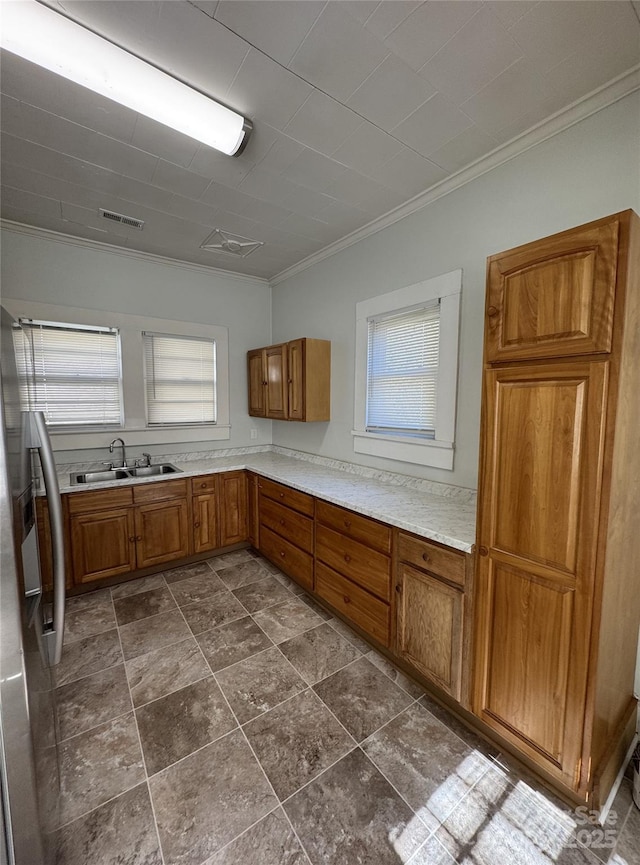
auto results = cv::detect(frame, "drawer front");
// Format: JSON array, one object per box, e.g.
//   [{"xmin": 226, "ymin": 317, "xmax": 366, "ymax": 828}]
[
  {"xmin": 398, "ymin": 532, "xmax": 466, "ymax": 587},
  {"xmin": 316, "ymin": 524, "xmax": 391, "ymax": 602},
  {"xmin": 259, "ymin": 495, "xmax": 314, "ymax": 554},
  {"xmin": 260, "ymin": 525, "xmax": 313, "ymax": 591},
  {"xmin": 133, "ymin": 478, "xmax": 189, "ymax": 503},
  {"xmin": 191, "ymin": 475, "xmax": 217, "ymax": 493},
  {"xmin": 258, "ymin": 477, "xmax": 314, "ymax": 517},
  {"xmin": 315, "ymin": 562, "xmax": 390, "ymax": 647},
  {"xmin": 316, "ymin": 500, "xmax": 391, "ymax": 554},
  {"xmin": 66, "ymin": 486, "xmax": 133, "ymax": 514}
]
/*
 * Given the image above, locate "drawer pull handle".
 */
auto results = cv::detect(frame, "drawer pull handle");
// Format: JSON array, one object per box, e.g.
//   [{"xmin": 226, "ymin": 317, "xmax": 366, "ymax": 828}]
[
  {"xmin": 479, "ymin": 546, "xmax": 489, "ymax": 557},
  {"xmin": 344, "ymin": 554, "xmax": 351, "ymax": 563},
  {"xmin": 194, "ymin": 521, "xmax": 200, "ymax": 528},
  {"xmin": 422, "ymin": 553, "xmax": 431, "ymax": 563},
  {"xmin": 344, "ymin": 520, "xmax": 351, "ymax": 528},
  {"xmin": 200, "ymin": 482, "xmax": 207, "ymax": 488},
  {"xmin": 343, "ymin": 595, "xmax": 351, "ymax": 604},
  {"xmin": 280, "ymin": 551, "xmax": 286, "ymax": 558},
  {"xmin": 280, "ymin": 493, "xmax": 285, "ymax": 498}
]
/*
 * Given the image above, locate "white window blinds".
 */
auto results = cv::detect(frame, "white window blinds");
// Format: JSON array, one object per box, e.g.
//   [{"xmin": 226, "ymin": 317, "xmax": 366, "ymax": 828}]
[
  {"xmin": 366, "ymin": 302, "xmax": 440, "ymax": 438},
  {"xmin": 143, "ymin": 332, "xmax": 216, "ymax": 426},
  {"xmin": 17, "ymin": 319, "xmax": 123, "ymax": 427}
]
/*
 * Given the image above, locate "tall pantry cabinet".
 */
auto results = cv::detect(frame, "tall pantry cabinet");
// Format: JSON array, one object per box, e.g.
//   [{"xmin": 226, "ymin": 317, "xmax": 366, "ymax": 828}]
[{"xmin": 473, "ymin": 211, "xmax": 640, "ymax": 808}]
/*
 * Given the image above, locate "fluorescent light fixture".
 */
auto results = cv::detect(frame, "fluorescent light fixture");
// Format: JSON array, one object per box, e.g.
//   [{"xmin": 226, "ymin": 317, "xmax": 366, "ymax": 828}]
[{"xmin": 0, "ymin": 0, "xmax": 252, "ymax": 156}]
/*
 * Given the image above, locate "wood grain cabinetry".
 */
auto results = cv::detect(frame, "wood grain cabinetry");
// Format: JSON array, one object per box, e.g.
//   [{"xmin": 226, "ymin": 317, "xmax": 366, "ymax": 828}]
[
  {"xmin": 218, "ymin": 471, "xmax": 248, "ymax": 546},
  {"xmin": 246, "ymin": 471, "xmax": 260, "ymax": 547},
  {"xmin": 132, "ymin": 481, "xmax": 190, "ymax": 569},
  {"xmin": 315, "ymin": 502, "xmax": 392, "ymax": 646},
  {"xmin": 258, "ymin": 478, "xmax": 314, "ymax": 590},
  {"xmin": 474, "ymin": 210, "xmax": 640, "ymax": 807},
  {"xmin": 36, "ymin": 495, "xmax": 73, "ymax": 592},
  {"xmin": 396, "ymin": 533, "xmax": 470, "ymax": 703},
  {"xmin": 247, "ymin": 338, "xmax": 330, "ymax": 421},
  {"xmin": 191, "ymin": 475, "xmax": 219, "ymax": 553}
]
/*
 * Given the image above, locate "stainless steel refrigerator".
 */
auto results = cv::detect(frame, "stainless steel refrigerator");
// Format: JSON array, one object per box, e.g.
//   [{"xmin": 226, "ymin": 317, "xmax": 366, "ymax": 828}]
[{"xmin": 0, "ymin": 305, "xmax": 66, "ymax": 865}]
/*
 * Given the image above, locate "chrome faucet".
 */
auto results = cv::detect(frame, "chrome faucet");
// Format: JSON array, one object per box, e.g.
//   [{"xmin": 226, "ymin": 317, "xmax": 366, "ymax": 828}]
[{"xmin": 109, "ymin": 437, "xmax": 127, "ymax": 468}]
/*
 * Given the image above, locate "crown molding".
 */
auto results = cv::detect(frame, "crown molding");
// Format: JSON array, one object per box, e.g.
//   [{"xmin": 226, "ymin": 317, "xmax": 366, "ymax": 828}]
[
  {"xmin": 0, "ymin": 219, "xmax": 271, "ymax": 286},
  {"xmin": 270, "ymin": 65, "xmax": 640, "ymax": 287}
]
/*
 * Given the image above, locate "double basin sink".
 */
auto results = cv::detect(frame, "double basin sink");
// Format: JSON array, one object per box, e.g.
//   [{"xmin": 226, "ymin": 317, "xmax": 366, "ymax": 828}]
[{"xmin": 70, "ymin": 463, "xmax": 182, "ymax": 485}]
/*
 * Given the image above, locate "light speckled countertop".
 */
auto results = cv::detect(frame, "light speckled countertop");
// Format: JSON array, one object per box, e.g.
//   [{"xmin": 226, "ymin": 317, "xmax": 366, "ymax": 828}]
[{"xmin": 56, "ymin": 450, "xmax": 477, "ymax": 553}]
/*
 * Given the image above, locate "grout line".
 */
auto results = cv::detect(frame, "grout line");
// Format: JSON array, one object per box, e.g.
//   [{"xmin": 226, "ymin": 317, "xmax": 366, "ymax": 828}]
[
  {"xmin": 55, "ymin": 779, "xmax": 153, "ymax": 834},
  {"xmin": 131, "ymin": 669, "xmax": 213, "ymax": 711}
]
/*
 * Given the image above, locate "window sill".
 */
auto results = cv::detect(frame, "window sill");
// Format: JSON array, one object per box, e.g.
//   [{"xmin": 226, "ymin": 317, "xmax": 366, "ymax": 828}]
[
  {"xmin": 49, "ymin": 425, "xmax": 231, "ymax": 451},
  {"xmin": 351, "ymin": 430, "xmax": 454, "ymax": 470}
]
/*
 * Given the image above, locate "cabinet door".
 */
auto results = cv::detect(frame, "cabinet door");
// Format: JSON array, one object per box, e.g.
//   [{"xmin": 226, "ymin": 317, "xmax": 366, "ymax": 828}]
[
  {"xmin": 247, "ymin": 472, "xmax": 260, "ymax": 548},
  {"xmin": 287, "ymin": 338, "xmax": 305, "ymax": 420},
  {"xmin": 70, "ymin": 508, "xmax": 136, "ymax": 584},
  {"xmin": 474, "ymin": 361, "xmax": 608, "ymax": 786},
  {"xmin": 193, "ymin": 493, "xmax": 219, "ymax": 553},
  {"xmin": 248, "ymin": 349, "xmax": 265, "ymax": 417},
  {"xmin": 218, "ymin": 471, "xmax": 248, "ymax": 546},
  {"xmin": 264, "ymin": 344, "xmax": 288, "ymax": 419},
  {"xmin": 397, "ymin": 564, "xmax": 463, "ymax": 700},
  {"xmin": 486, "ymin": 216, "xmax": 619, "ymax": 362},
  {"xmin": 134, "ymin": 499, "xmax": 190, "ymax": 569}
]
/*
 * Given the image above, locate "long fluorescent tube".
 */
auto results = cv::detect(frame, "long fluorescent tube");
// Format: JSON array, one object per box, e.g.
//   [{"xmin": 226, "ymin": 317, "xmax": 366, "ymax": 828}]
[{"xmin": 0, "ymin": 0, "xmax": 252, "ymax": 156}]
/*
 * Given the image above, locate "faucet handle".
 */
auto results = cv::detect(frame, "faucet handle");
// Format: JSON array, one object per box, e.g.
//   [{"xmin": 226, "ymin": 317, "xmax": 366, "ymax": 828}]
[
  {"xmin": 102, "ymin": 461, "xmax": 115, "ymax": 470},
  {"xmin": 142, "ymin": 452, "xmax": 152, "ymax": 467}
]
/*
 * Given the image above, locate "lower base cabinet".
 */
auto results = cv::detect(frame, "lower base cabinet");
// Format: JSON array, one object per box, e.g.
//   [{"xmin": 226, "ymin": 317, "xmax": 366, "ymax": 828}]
[
  {"xmin": 316, "ymin": 561, "xmax": 390, "ymax": 646},
  {"xmin": 134, "ymin": 498, "xmax": 190, "ymax": 569},
  {"xmin": 69, "ymin": 507, "xmax": 137, "ymax": 585}
]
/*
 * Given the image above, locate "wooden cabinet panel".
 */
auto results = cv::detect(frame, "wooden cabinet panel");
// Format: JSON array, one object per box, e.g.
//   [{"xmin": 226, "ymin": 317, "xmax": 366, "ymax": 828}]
[
  {"xmin": 132, "ymin": 478, "xmax": 188, "ymax": 504},
  {"xmin": 70, "ymin": 508, "xmax": 136, "ymax": 584},
  {"xmin": 67, "ymin": 485, "xmax": 133, "ymax": 514},
  {"xmin": 260, "ymin": 525, "xmax": 313, "ymax": 591},
  {"xmin": 260, "ymin": 495, "xmax": 313, "ymax": 554},
  {"xmin": 316, "ymin": 562, "xmax": 390, "ymax": 647},
  {"xmin": 287, "ymin": 338, "xmax": 305, "ymax": 421},
  {"xmin": 37, "ymin": 496, "xmax": 73, "ymax": 592},
  {"xmin": 258, "ymin": 477, "xmax": 314, "ymax": 516},
  {"xmin": 191, "ymin": 475, "xmax": 217, "ymax": 493},
  {"xmin": 265, "ymin": 344, "xmax": 288, "ymax": 420},
  {"xmin": 248, "ymin": 349, "xmax": 265, "ymax": 416},
  {"xmin": 398, "ymin": 533, "xmax": 465, "ymax": 588},
  {"xmin": 482, "ymin": 563, "xmax": 574, "ymax": 762},
  {"xmin": 193, "ymin": 492, "xmax": 219, "ymax": 554},
  {"xmin": 316, "ymin": 524, "xmax": 391, "ymax": 602},
  {"xmin": 218, "ymin": 471, "xmax": 248, "ymax": 546},
  {"xmin": 247, "ymin": 472, "xmax": 260, "ymax": 548},
  {"xmin": 486, "ymin": 216, "xmax": 618, "ymax": 362},
  {"xmin": 134, "ymin": 499, "xmax": 190, "ymax": 569},
  {"xmin": 316, "ymin": 500, "xmax": 391, "ymax": 554},
  {"xmin": 397, "ymin": 564, "xmax": 463, "ymax": 701}
]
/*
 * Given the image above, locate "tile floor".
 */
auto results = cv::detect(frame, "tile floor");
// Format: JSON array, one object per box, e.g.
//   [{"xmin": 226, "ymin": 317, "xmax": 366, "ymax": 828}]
[{"xmin": 53, "ymin": 549, "xmax": 640, "ymax": 865}]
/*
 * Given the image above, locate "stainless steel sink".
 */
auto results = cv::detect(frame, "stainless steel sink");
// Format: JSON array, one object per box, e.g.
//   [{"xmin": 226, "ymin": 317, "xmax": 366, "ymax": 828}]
[
  {"xmin": 71, "ymin": 469, "xmax": 131, "ymax": 484},
  {"xmin": 127, "ymin": 464, "xmax": 181, "ymax": 477},
  {"xmin": 70, "ymin": 463, "xmax": 181, "ymax": 484}
]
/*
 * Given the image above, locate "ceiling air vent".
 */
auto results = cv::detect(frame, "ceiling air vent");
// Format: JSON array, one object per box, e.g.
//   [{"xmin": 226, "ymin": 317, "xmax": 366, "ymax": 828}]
[
  {"xmin": 99, "ymin": 208, "xmax": 145, "ymax": 230},
  {"xmin": 200, "ymin": 228, "xmax": 264, "ymax": 258}
]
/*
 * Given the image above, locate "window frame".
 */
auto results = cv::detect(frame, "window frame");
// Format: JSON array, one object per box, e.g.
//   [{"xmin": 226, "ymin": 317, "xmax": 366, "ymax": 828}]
[
  {"xmin": 353, "ymin": 269, "xmax": 461, "ymax": 471},
  {"xmin": 3, "ymin": 300, "xmax": 230, "ymax": 450}
]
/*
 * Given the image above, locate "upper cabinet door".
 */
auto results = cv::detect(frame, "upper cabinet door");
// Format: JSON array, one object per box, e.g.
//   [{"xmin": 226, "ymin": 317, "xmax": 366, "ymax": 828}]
[
  {"xmin": 247, "ymin": 349, "xmax": 265, "ymax": 417},
  {"xmin": 264, "ymin": 344, "xmax": 288, "ymax": 420},
  {"xmin": 287, "ymin": 338, "xmax": 305, "ymax": 421},
  {"xmin": 485, "ymin": 215, "xmax": 620, "ymax": 362}
]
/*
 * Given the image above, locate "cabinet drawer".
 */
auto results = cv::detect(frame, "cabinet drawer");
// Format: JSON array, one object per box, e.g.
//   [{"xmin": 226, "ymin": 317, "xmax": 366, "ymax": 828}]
[
  {"xmin": 316, "ymin": 562, "xmax": 390, "ymax": 647},
  {"xmin": 260, "ymin": 525, "xmax": 313, "ymax": 591},
  {"xmin": 316, "ymin": 524, "xmax": 391, "ymax": 601},
  {"xmin": 316, "ymin": 500, "xmax": 391, "ymax": 554},
  {"xmin": 259, "ymin": 495, "xmax": 313, "ymax": 554},
  {"xmin": 398, "ymin": 532, "xmax": 466, "ymax": 588},
  {"xmin": 258, "ymin": 477, "xmax": 314, "ymax": 516},
  {"xmin": 191, "ymin": 475, "xmax": 217, "ymax": 493},
  {"xmin": 66, "ymin": 486, "xmax": 133, "ymax": 514},
  {"xmin": 133, "ymin": 478, "xmax": 189, "ymax": 503}
]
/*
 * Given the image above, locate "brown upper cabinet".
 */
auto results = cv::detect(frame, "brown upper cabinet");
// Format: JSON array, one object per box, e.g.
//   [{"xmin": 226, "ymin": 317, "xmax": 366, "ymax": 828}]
[
  {"xmin": 474, "ymin": 210, "xmax": 640, "ymax": 808},
  {"xmin": 247, "ymin": 338, "xmax": 330, "ymax": 421},
  {"xmin": 485, "ymin": 215, "xmax": 619, "ymax": 362}
]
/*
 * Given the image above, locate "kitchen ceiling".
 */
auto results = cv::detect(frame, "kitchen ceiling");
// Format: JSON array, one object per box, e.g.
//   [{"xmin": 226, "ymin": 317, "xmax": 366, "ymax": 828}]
[{"xmin": 1, "ymin": 0, "xmax": 639, "ymax": 280}]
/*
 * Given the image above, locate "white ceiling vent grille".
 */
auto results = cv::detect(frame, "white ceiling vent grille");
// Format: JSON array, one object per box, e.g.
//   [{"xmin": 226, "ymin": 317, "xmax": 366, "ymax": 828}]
[
  {"xmin": 99, "ymin": 208, "xmax": 145, "ymax": 230},
  {"xmin": 200, "ymin": 228, "xmax": 264, "ymax": 258}
]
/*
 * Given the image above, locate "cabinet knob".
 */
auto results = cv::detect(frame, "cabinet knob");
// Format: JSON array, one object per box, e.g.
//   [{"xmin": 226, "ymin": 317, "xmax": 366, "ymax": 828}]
[
  {"xmin": 280, "ymin": 551, "xmax": 286, "ymax": 558},
  {"xmin": 422, "ymin": 552, "xmax": 431, "ymax": 563},
  {"xmin": 343, "ymin": 595, "xmax": 351, "ymax": 604},
  {"xmin": 129, "ymin": 536, "xmax": 136, "ymax": 543},
  {"xmin": 344, "ymin": 520, "xmax": 351, "ymax": 529},
  {"xmin": 194, "ymin": 521, "xmax": 200, "ymax": 528},
  {"xmin": 200, "ymin": 482, "xmax": 207, "ymax": 488},
  {"xmin": 136, "ymin": 535, "xmax": 142, "ymax": 542},
  {"xmin": 395, "ymin": 584, "xmax": 401, "ymax": 593},
  {"xmin": 479, "ymin": 545, "xmax": 489, "ymax": 557},
  {"xmin": 344, "ymin": 554, "xmax": 351, "ymax": 563},
  {"xmin": 287, "ymin": 378, "xmax": 293, "ymax": 384},
  {"xmin": 487, "ymin": 306, "xmax": 499, "ymax": 317},
  {"xmin": 280, "ymin": 493, "xmax": 284, "ymax": 498},
  {"xmin": 279, "ymin": 519, "xmax": 285, "ymax": 526}
]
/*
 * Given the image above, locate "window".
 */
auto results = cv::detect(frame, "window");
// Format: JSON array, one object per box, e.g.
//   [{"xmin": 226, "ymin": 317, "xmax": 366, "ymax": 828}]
[
  {"xmin": 353, "ymin": 270, "xmax": 461, "ymax": 470},
  {"xmin": 366, "ymin": 303, "xmax": 439, "ymax": 439},
  {"xmin": 143, "ymin": 332, "xmax": 216, "ymax": 426},
  {"xmin": 17, "ymin": 319, "xmax": 123, "ymax": 427}
]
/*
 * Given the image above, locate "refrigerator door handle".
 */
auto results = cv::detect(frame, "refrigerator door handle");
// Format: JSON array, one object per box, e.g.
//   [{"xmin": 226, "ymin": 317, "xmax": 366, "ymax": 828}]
[{"xmin": 28, "ymin": 411, "xmax": 65, "ymax": 665}]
